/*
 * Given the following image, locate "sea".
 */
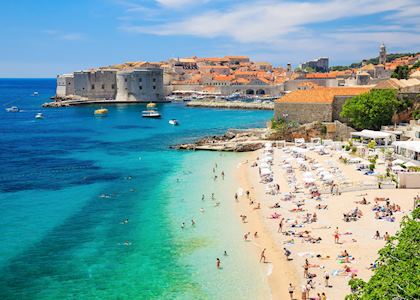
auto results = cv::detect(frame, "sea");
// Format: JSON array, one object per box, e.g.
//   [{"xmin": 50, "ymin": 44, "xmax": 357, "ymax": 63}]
[{"xmin": 0, "ymin": 79, "xmax": 273, "ymax": 300}]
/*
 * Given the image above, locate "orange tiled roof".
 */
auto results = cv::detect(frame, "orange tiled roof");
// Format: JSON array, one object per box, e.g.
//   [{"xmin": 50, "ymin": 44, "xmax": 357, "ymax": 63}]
[
  {"xmin": 257, "ymin": 77, "xmax": 272, "ymax": 84},
  {"xmin": 276, "ymin": 87, "xmax": 371, "ymax": 104},
  {"xmin": 233, "ymin": 78, "xmax": 250, "ymax": 84},
  {"xmin": 213, "ymin": 75, "xmax": 234, "ymax": 81},
  {"xmin": 305, "ymin": 73, "xmax": 337, "ymax": 79},
  {"xmin": 200, "ymin": 65, "xmax": 230, "ymax": 69},
  {"xmin": 225, "ymin": 56, "xmax": 249, "ymax": 59},
  {"xmin": 198, "ymin": 57, "xmax": 229, "ymax": 62}
]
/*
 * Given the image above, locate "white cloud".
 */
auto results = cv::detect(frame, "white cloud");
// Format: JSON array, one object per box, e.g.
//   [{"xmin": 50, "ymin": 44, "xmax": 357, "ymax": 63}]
[
  {"xmin": 156, "ymin": 0, "xmax": 208, "ymax": 8},
  {"xmin": 124, "ymin": 0, "xmax": 418, "ymax": 43}
]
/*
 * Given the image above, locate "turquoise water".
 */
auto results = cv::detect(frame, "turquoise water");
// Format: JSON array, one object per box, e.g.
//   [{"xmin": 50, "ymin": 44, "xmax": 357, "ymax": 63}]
[{"xmin": 0, "ymin": 79, "xmax": 272, "ymax": 299}]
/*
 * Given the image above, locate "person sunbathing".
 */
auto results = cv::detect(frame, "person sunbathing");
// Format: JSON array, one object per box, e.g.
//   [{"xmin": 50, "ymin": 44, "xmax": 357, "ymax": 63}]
[
  {"xmin": 355, "ymin": 197, "xmax": 370, "ymax": 205},
  {"xmin": 316, "ymin": 204, "xmax": 328, "ymax": 210}
]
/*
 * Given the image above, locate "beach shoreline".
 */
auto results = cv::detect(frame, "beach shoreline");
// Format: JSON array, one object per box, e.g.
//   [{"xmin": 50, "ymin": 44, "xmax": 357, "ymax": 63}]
[
  {"xmin": 233, "ymin": 146, "xmax": 419, "ymax": 299},
  {"xmin": 234, "ymin": 151, "xmax": 300, "ymax": 300}
]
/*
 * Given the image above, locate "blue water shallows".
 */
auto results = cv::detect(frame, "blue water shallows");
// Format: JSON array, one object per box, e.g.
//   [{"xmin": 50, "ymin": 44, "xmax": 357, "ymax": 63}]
[{"xmin": 0, "ymin": 79, "xmax": 272, "ymax": 299}]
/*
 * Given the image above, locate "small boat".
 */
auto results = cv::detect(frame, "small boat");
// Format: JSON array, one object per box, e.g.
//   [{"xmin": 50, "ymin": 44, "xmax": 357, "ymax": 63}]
[
  {"xmin": 5, "ymin": 106, "xmax": 20, "ymax": 112},
  {"xmin": 35, "ymin": 113, "xmax": 44, "ymax": 119},
  {"xmin": 169, "ymin": 119, "xmax": 179, "ymax": 126},
  {"xmin": 142, "ymin": 110, "xmax": 161, "ymax": 118},
  {"xmin": 146, "ymin": 102, "xmax": 157, "ymax": 109},
  {"xmin": 94, "ymin": 108, "xmax": 108, "ymax": 115},
  {"xmin": 32, "ymin": 92, "xmax": 39, "ymax": 96}
]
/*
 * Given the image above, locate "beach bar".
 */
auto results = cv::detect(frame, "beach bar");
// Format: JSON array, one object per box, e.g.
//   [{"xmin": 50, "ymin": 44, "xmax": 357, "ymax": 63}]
[
  {"xmin": 392, "ymin": 141, "xmax": 420, "ymax": 162},
  {"xmin": 351, "ymin": 130, "xmax": 394, "ymax": 146}
]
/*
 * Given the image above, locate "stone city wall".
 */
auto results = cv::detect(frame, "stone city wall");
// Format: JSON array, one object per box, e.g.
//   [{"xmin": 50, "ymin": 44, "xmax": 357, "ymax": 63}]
[{"xmin": 274, "ymin": 102, "xmax": 332, "ymax": 124}]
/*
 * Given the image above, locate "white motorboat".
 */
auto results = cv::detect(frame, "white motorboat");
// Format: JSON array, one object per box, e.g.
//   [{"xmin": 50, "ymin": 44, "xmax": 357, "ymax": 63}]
[
  {"xmin": 169, "ymin": 119, "xmax": 179, "ymax": 126},
  {"xmin": 35, "ymin": 113, "xmax": 44, "ymax": 119},
  {"xmin": 32, "ymin": 92, "xmax": 39, "ymax": 96},
  {"xmin": 142, "ymin": 110, "xmax": 161, "ymax": 118},
  {"xmin": 5, "ymin": 106, "xmax": 20, "ymax": 112}
]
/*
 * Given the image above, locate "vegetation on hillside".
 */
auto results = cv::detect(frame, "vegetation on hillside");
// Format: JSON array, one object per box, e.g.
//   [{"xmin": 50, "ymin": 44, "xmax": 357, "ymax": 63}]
[
  {"xmin": 330, "ymin": 52, "xmax": 420, "ymax": 71},
  {"xmin": 340, "ymin": 89, "xmax": 399, "ymax": 130},
  {"xmin": 345, "ymin": 207, "xmax": 420, "ymax": 300}
]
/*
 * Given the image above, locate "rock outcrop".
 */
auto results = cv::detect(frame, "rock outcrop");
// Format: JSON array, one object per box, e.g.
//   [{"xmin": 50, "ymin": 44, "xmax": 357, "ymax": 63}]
[{"xmin": 171, "ymin": 128, "xmax": 270, "ymax": 152}]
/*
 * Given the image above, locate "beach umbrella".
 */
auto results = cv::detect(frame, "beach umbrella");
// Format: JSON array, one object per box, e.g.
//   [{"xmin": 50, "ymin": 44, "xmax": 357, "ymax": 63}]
[
  {"xmin": 392, "ymin": 159, "xmax": 405, "ymax": 165},
  {"xmin": 260, "ymin": 162, "xmax": 270, "ymax": 169},
  {"xmin": 391, "ymin": 165, "xmax": 404, "ymax": 172},
  {"xmin": 260, "ymin": 168, "xmax": 272, "ymax": 176},
  {"xmin": 303, "ymin": 177, "xmax": 316, "ymax": 183},
  {"xmin": 303, "ymin": 172, "xmax": 313, "ymax": 178}
]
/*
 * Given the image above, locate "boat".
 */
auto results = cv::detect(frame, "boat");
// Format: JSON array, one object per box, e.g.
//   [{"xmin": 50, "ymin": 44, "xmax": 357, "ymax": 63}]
[
  {"xmin": 142, "ymin": 110, "xmax": 161, "ymax": 118},
  {"xmin": 94, "ymin": 108, "xmax": 108, "ymax": 115},
  {"xmin": 5, "ymin": 106, "xmax": 20, "ymax": 112},
  {"xmin": 35, "ymin": 113, "xmax": 44, "ymax": 119},
  {"xmin": 169, "ymin": 119, "xmax": 179, "ymax": 126},
  {"xmin": 146, "ymin": 102, "xmax": 156, "ymax": 109},
  {"xmin": 32, "ymin": 92, "xmax": 39, "ymax": 96}
]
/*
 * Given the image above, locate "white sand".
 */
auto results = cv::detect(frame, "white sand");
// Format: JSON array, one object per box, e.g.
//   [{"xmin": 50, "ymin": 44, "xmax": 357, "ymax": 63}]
[{"xmin": 238, "ymin": 147, "xmax": 418, "ymax": 299}]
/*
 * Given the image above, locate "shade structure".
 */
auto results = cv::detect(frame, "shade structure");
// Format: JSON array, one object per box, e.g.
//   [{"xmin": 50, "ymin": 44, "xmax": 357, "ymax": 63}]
[
  {"xmin": 391, "ymin": 165, "xmax": 404, "ymax": 172},
  {"xmin": 260, "ymin": 168, "xmax": 272, "ymax": 176},
  {"xmin": 303, "ymin": 177, "xmax": 316, "ymax": 183},
  {"xmin": 392, "ymin": 159, "xmax": 405, "ymax": 165}
]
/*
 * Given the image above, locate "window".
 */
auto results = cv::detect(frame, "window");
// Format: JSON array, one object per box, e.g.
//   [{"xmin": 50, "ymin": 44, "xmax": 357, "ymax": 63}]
[
  {"xmin": 139, "ymin": 78, "xmax": 142, "ymax": 82},
  {"xmin": 124, "ymin": 78, "xmax": 127, "ymax": 82},
  {"xmin": 153, "ymin": 86, "xmax": 156, "ymax": 89},
  {"xmin": 91, "ymin": 84, "xmax": 95, "ymax": 89},
  {"xmin": 153, "ymin": 78, "xmax": 156, "ymax": 82},
  {"xmin": 111, "ymin": 84, "xmax": 115, "ymax": 89},
  {"xmin": 139, "ymin": 86, "xmax": 142, "ymax": 90},
  {"xmin": 101, "ymin": 84, "xmax": 105, "ymax": 89}
]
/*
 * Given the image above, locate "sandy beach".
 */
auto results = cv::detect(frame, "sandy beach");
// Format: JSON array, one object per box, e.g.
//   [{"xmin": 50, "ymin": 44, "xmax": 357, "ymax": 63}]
[{"xmin": 234, "ymin": 145, "xmax": 419, "ymax": 300}]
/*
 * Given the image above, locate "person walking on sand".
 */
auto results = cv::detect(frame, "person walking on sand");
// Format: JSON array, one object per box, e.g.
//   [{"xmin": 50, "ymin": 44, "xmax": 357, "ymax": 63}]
[
  {"xmin": 334, "ymin": 227, "xmax": 340, "ymax": 244},
  {"xmin": 324, "ymin": 271, "xmax": 330, "ymax": 287},
  {"xmin": 301, "ymin": 285, "xmax": 307, "ymax": 300},
  {"xmin": 321, "ymin": 292, "xmax": 327, "ymax": 300},
  {"xmin": 254, "ymin": 231, "xmax": 258, "ymax": 238},
  {"xmin": 234, "ymin": 193, "xmax": 238, "ymax": 201},
  {"xmin": 278, "ymin": 218, "xmax": 284, "ymax": 233},
  {"xmin": 244, "ymin": 232, "xmax": 250, "ymax": 241},
  {"xmin": 221, "ymin": 171, "xmax": 224, "ymax": 179},
  {"xmin": 288, "ymin": 283, "xmax": 295, "ymax": 299},
  {"xmin": 216, "ymin": 258, "xmax": 221, "ymax": 269},
  {"xmin": 260, "ymin": 248, "xmax": 266, "ymax": 263},
  {"xmin": 246, "ymin": 190, "xmax": 250, "ymax": 198}
]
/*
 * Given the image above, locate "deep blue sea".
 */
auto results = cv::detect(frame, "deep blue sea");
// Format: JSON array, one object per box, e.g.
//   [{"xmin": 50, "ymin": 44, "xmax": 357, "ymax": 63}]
[{"xmin": 0, "ymin": 79, "xmax": 273, "ymax": 299}]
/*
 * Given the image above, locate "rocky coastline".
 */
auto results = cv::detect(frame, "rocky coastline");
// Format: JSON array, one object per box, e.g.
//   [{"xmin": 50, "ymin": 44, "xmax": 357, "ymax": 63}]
[{"xmin": 171, "ymin": 128, "xmax": 272, "ymax": 152}]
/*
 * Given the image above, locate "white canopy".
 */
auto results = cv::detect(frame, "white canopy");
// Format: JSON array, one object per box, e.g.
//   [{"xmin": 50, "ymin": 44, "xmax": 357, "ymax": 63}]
[
  {"xmin": 393, "ymin": 141, "xmax": 420, "ymax": 153},
  {"xmin": 303, "ymin": 178, "xmax": 316, "ymax": 183},
  {"xmin": 260, "ymin": 168, "xmax": 272, "ymax": 176},
  {"xmin": 352, "ymin": 130, "xmax": 392, "ymax": 139},
  {"xmin": 392, "ymin": 159, "xmax": 405, "ymax": 165},
  {"xmin": 392, "ymin": 165, "xmax": 405, "ymax": 172}
]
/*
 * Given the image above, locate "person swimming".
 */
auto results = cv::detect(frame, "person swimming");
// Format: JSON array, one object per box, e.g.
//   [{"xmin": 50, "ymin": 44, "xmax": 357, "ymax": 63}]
[
  {"xmin": 216, "ymin": 258, "xmax": 221, "ymax": 269},
  {"xmin": 181, "ymin": 222, "xmax": 185, "ymax": 229},
  {"xmin": 200, "ymin": 208, "xmax": 205, "ymax": 213},
  {"xmin": 224, "ymin": 251, "xmax": 228, "ymax": 256},
  {"xmin": 191, "ymin": 219, "xmax": 195, "ymax": 226}
]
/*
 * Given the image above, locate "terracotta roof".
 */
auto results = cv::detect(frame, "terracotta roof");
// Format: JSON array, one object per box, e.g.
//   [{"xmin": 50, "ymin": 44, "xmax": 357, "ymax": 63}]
[
  {"xmin": 225, "ymin": 56, "xmax": 249, "ymax": 59},
  {"xmin": 360, "ymin": 64, "xmax": 375, "ymax": 71},
  {"xmin": 305, "ymin": 73, "xmax": 337, "ymax": 79},
  {"xmin": 256, "ymin": 77, "xmax": 272, "ymax": 84},
  {"xmin": 200, "ymin": 65, "xmax": 230, "ymax": 69},
  {"xmin": 276, "ymin": 87, "xmax": 371, "ymax": 104},
  {"xmin": 198, "ymin": 57, "xmax": 229, "ymax": 62},
  {"xmin": 232, "ymin": 78, "xmax": 250, "ymax": 84},
  {"xmin": 212, "ymin": 75, "xmax": 234, "ymax": 81}
]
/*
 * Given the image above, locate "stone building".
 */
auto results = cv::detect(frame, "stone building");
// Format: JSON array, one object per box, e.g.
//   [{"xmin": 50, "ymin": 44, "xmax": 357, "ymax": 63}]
[
  {"xmin": 56, "ymin": 74, "xmax": 74, "ymax": 97},
  {"xmin": 56, "ymin": 68, "xmax": 164, "ymax": 102},
  {"xmin": 74, "ymin": 69, "xmax": 117, "ymax": 100},
  {"xmin": 274, "ymin": 87, "xmax": 371, "ymax": 124},
  {"xmin": 115, "ymin": 68, "xmax": 164, "ymax": 102},
  {"xmin": 300, "ymin": 57, "xmax": 329, "ymax": 72}
]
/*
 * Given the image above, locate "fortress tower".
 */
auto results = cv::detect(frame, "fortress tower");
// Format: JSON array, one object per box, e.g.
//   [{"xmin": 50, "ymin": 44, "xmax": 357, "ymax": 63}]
[{"xmin": 379, "ymin": 43, "xmax": 387, "ymax": 65}]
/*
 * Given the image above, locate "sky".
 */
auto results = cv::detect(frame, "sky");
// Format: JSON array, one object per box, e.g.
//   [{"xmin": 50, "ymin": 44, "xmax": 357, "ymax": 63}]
[{"xmin": 0, "ymin": 0, "xmax": 419, "ymax": 77}]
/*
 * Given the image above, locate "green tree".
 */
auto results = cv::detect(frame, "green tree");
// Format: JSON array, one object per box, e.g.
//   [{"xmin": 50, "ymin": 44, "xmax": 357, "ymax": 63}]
[
  {"xmin": 345, "ymin": 208, "xmax": 420, "ymax": 300},
  {"xmin": 340, "ymin": 89, "xmax": 399, "ymax": 130},
  {"xmin": 391, "ymin": 65, "xmax": 410, "ymax": 79}
]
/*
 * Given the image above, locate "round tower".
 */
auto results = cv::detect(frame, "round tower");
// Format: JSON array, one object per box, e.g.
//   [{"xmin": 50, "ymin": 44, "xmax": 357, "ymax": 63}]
[{"xmin": 379, "ymin": 43, "xmax": 387, "ymax": 65}]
